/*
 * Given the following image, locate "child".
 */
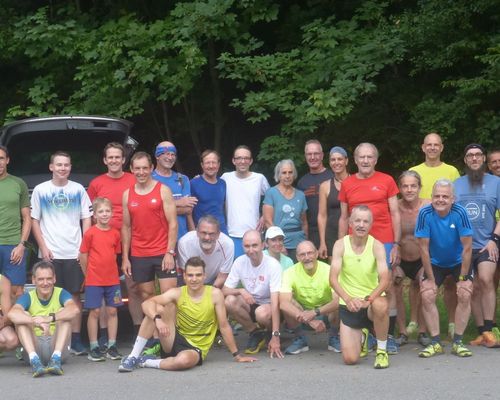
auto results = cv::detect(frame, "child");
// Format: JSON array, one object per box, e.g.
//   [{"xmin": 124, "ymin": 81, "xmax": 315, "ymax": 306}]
[{"xmin": 80, "ymin": 197, "xmax": 123, "ymax": 362}]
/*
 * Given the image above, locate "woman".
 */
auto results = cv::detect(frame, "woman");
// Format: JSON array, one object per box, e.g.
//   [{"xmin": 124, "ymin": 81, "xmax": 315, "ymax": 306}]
[
  {"xmin": 263, "ymin": 160, "xmax": 308, "ymax": 261},
  {"xmin": 317, "ymin": 146, "xmax": 349, "ymax": 261}
]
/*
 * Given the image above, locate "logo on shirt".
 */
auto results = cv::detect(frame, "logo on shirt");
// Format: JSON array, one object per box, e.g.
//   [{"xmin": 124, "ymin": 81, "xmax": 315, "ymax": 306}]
[
  {"xmin": 130, "ymin": 201, "xmax": 139, "ymax": 207},
  {"xmin": 464, "ymin": 202, "xmax": 480, "ymax": 221},
  {"xmin": 371, "ymin": 186, "xmax": 381, "ymax": 192},
  {"xmin": 151, "ymin": 198, "xmax": 157, "ymax": 204},
  {"xmin": 52, "ymin": 192, "xmax": 70, "ymax": 210},
  {"xmin": 450, "ymin": 223, "xmax": 456, "ymax": 229},
  {"xmin": 259, "ymin": 275, "xmax": 265, "ymax": 281}
]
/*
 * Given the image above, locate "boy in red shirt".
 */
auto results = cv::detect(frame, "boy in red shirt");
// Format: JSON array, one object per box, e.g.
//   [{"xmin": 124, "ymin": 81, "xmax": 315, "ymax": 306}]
[{"xmin": 80, "ymin": 197, "xmax": 123, "ymax": 362}]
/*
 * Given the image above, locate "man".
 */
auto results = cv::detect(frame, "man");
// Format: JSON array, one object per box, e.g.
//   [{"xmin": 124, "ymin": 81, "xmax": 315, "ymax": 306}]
[
  {"xmin": 223, "ymin": 230, "xmax": 283, "ymax": 358},
  {"xmin": 31, "ymin": 151, "xmax": 92, "ymax": 355},
  {"xmin": 152, "ymin": 141, "xmax": 197, "ymax": 239},
  {"xmin": 122, "ymin": 151, "xmax": 178, "ymax": 299},
  {"xmin": 190, "ymin": 150, "xmax": 227, "ymax": 233},
  {"xmin": 415, "ymin": 179, "xmax": 474, "ymax": 358},
  {"xmin": 87, "ymin": 142, "xmax": 143, "ymax": 341},
  {"xmin": 0, "ymin": 145, "xmax": 31, "ymax": 330},
  {"xmin": 177, "ymin": 215, "xmax": 234, "ymax": 288},
  {"xmin": 118, "ymin": 257, "xmax": 256, "ymax": 372},
  {"xmin": 330, "ymin": 206, "xmax": 391, "ymax": 369},
  {"xmin": 394, "ymin": 171, "xmax": 430, "ymax": 346},
  {"xmin": 338, "ymin": 142, "xmax": 401, "ymax": 353},
  {"xmin": 221, "ymin": 146, "xmax": 270, "ymax": 258},
  {"xmin": 454, "ymin": 144, "xmax": 500, "ymax": 347},
  {"xmin": 263, "ymin": 226, "xmax": 294, "ymax": 271},
  {"xmin": 8, "ymin": 261, "xmax": 80, "ymax": 377},
  {"xmin": 280, "ymin": 240, "xmax": 339, "ymax": 354},
  {"xmin": 297, "ymin": 140, "xmax": 333, "ymax": 249},
  {"xmin": 488, "ymin": 149, "xmax": 500, "ymax": 177},
  {"xmin": 410, "ymin": 132, "xmax": 461, "ymax": 339}
]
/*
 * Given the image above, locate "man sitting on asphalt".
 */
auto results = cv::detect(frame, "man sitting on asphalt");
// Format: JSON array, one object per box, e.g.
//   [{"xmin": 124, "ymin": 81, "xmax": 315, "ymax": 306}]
[
  {"xmin": 8, "ymin": 261, "xmax": 80, "ymax": 377},
  {"xmin": 280, "ymin": 240, "xmax": 340, "ymax": 354}
]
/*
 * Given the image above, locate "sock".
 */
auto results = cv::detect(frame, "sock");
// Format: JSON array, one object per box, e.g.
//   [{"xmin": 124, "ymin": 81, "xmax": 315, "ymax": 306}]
[
  {"xmin": 130, "ymin": 336, "xmax": 148, "ymax": 358},
  {"xmin": 477, "ymin": 325, "xmax": 485, "ymax": 335},
  {"xmin": 431, "ymin": 335, "xmax": 440, "ymax": 344},
  {"xmin": 377, "ymin": 340, "xmax": 387, "ymax": 351},
  {"xmin": 484, "ymin": 320, "xmax": 494, "ymax": 332},
  {"xmin": 90, "ymin": 341, "xmax": 99, "ymax": 350},
  {"xmin": 52, "ymin": 350, "xmax": 61, "ymax": 358},
  {"xmin": 108, "ymin": 340, "xmax": 116, "ymax": 348},
  {"xmin": 99, "ymin": 328, "xmax": 108, "ymax": 339},
  {"xmin": 329, "ymin": 325, "xmax": 339, "ymax": 337},
  {"xmin": 144, "ymin": 359, "xmax": 162, "ymax": 369},
  {"xmin": 388, "ymin": 309, "xmax": 397, "ymax": 336},
  {"xmin": 453, "ymin": 334, "xmax": 463, "ymax": 343},
  {"xmin": 28, "ymin": 352, "xmax": 38, "ymax": 361}
]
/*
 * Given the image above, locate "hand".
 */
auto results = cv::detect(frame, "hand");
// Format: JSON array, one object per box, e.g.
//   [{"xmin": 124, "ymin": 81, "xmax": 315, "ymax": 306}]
[
  {"xmin": 177, "ymin": 196, "xmax": 198, "ymax": 208},
  {"xmin": 296, "ymin": 310, "xmax": 315, "ymax": 323},
  {"xmin": 122, "ymin": 258, "xmax": 132, "ymax": 278},
  {"xmin": 162, "ymin": 253, "xmax": 175, "ymax": 271},
  {"xmin": 234, "ymin": 354, "xmax": 257, "ymax": 363},
  {"xmin": 456, "ymin": 279, "xmax": 473, "ymax": 295},
  {"xmin": 345, "ymin": 297, "xmax": 363, "ymax": 313},
  {"xmin": 390, "ymin": 245, "xmax": 400, "ymax": 268},
  {"xmin": 41, "ymin": 247, "xmax": 54, "ymax": 261},
  {"xmin": 10, "ymin": 244, "xmax": 25, "ymax": 265},
  {"xmin": 267, "ymin": 336, "xmax": 284, "ymax": 359},
  {"xmin": 255, "ymin": 216, "xmax": 265, "ymax": 232},
  {"xmin": 480, "ymin": 240, "xmax": 499, "ymax": 263},
  {"xmin": 240, "ymin": 289, "xmax": 255, "ymax": 305},
  {"xmin": 392, "ymin": 266, "xmax": 405, "ymax": 286},
  {"xmin": 154, "ymin": 318, "xmax": 170, "ymax": 337},
  {"xmin": 420, "ymin": 278, "xmax": 437, "ymax": 295},
  {"xmin": 318, "ymin": 243, "xmax": 328, "ymax": 260},
  {"xmin": 308, "ymin": 319, "xmax": 326, "ymax": 333}
]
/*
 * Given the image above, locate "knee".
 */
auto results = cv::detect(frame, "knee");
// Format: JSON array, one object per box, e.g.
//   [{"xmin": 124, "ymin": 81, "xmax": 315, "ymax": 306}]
[
  {"xmin": 89, "ymin": 309, "xmax": 100, "ymax": 319},
  {"xmin": 255, "ymin": 306, "xmax": 271, "ymax": 323},
  {"xmin": 372, "ymin": 297, "xmax": 388, "ymax": 316},
  {"xmin": 224, "ymin": 295, "xmax": 238, "ymax": 311},
  {"xmin": 107, "ymin": 307, "xmax": 118, "ymax": 317},
  {"xmin": 176, "ymin": 353, "xmax": 197, "ymax": 370},
  {"xmin": 343, "ymin": 353, "xmax": 359, "ymax": 365},
  {"xmin": 457, "ymin": 288, "xmax": 472, "ymax": 304},
  {"xmin": 420, "ymin": 290, "xmax": 436, "ymax": 306}
]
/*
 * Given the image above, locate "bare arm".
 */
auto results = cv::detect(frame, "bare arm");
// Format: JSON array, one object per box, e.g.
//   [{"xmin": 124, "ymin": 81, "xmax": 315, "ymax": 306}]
[
  {"xmin": 338, "ymin": 202, "xmax": 349, "ymax": 239},
  {"xmin": 301, "ymin": 211, "xmax": 309, "ymax": 238},
  {"xmin": 459, "ymin": 236, "xmax": 472, "ymax": 276},
  {"xmin": 161, "ymin": 185, "xmax": 178, "ymax": 252},
  {"xmin": 79, "ymin": 252, "xmax": 88, "ymax": 276},
  {"xmin": 317, "ymin": 181, "xmax": 329, "ymax": 258},
  {"xmin": 388, "ymin": 195, "xmax": 401, "ymax": 266},
  {"xmin": 418, "ymin": 237, "xmax": 434, "ymax": 281},
  {"xmin": 370, "ymin": 240, "xmax": 391, "ymax": 299},
  {"xmin": 141, "ymin": 289, "xmax": 180, "ymax": 319},
  {"xmin": 262, "ymin": 204, "xmax": 274, "ymax": 229},
  {"xmin": 267, "ymin": 291, "xmax": 283, "ymax": 358},
  {"xmin": 81, "ymin": 217, "xmax": 91, "ymax": 234},
  {"xmin": 10, "ymin": 207, "xmax": 31, "ymax": 265},
  {"xmin": 121, "ymin": 190, "xmax": 132, "ymax": 277},
  {"xmin": 31, "ymin": 218, "xmax": 52, "ymax": 260},
  {"xmin": 213, "ymin": 272, "xmax": 229, "ymax": 289}
]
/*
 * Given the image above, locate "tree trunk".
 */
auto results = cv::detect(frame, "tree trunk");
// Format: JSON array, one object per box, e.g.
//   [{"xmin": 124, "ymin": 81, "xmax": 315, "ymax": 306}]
[{"xmin": 207, "ymin": 39, "xmax": 223, "ymax": 153}]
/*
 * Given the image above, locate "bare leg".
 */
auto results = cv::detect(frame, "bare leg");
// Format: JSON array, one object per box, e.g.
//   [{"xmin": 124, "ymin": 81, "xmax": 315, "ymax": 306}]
[
  {"xmin": 87, "ymin": 308, "xmax": 100, "ymax": 343},
  {"xmin": 443, "ymin": 276, "xmax": 457, "ymax": 324},
  {"xmin": 71, "ymin": 294, "xmax": 83, "ymax": 334},
  {"xmin": 339, "ymin": 322, "xmax": 362, "ymax": 365},
  {"xmin": 0, "ymin": 326, "xmax": 19, "ymax": 351},
  {"xmin": 106, "ymin": 306, "xmax": 118, "ymax": 342},
  {"xmin": 224, "ymin": 295, "xmax": 254, "ymax": 332},
  {"xmin": 454, "ymin": 283, "xmax": 472, "ymax": 336},
  {"xmin": 420, "ymin": 286, "xmax": 440, "ymax": 337},
  {"xmin": 125, "ymin": 276, "xmax": 143, "ymax": 326},
  {"xmin": 158, "ymin": 277, "xmax": 177, "ymax": 294}
]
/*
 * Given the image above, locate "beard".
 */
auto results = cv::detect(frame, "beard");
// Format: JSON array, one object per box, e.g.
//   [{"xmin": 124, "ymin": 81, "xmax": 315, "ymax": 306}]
[{"xmin": 465, "ymin": 164, "xmax": 486, "ymax": 187}]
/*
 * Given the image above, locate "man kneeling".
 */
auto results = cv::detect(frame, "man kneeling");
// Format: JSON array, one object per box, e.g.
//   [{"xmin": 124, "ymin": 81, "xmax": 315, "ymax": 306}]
[
  {"xmin": 330, "ymin": 206, "xmax": 390, "ymax": 369},
  {"xmin": 8, "ymin": 261, "xmax": 80, "ymax": 377},
  {"xmin": 119, "ymin": 257, "xmax": 256, "ymax": 372}
]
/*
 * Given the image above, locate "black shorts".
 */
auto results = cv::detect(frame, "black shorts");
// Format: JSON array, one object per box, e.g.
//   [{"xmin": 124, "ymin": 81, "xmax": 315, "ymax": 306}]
[
  {"xmin": 426, "ymin": 263, "xmax": 472, "ymax": 287},
  {"xmin": 160, "ymin": 329, "xmax": 202, "ymax": 366},
  {"xmin": 399, "ymin": 259, "xmax": 422, "ymax": 281},
  {"xmin": 339, "ymin": 305, "xmax": 371, "ymax": 330},
  {"xmin": 51, "ymin": 259, "xmax": 84, "ymax": 294},
  {"xmin": 249, "ymin": 303, "xmax": 259, "ymax": 323},
  {"xmin": 130, "ymin": 256, "xmax": 177, "ymax": 283},
  {"xmin": 471, "ymin": 249, "xmax": 494, "ymax": 272}
]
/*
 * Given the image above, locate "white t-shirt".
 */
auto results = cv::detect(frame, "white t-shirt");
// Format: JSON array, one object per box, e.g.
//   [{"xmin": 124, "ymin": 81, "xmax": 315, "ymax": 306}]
[
  {"xmin": 31, "ymin": 180, "xmax": 93, "ymax": 259},
  {"xmin": 224, "ymin": 254, "xmax": 281, "ymax": 304},
  {"xmin": 221, "ymin": 171, "xmax": 270, "ymax": 238},
  {"xmin": 177, "ymin": 230, "xmax": 235, "ymax": 284}
]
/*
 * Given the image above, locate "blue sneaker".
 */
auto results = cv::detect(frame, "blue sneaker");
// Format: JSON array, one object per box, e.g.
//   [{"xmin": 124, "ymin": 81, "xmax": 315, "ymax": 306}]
[
  {"xmin": 118, "ymin": 356, "xmax": 138, "ymax": 372},
  {"xmin": 327, "ymin": 335, "xmax": 341, "ymax": 353},
  {"xmin": 285, "ymin": 335, "xmax": 309, "ymax": 355},
  {"xmin": 368, "ymin": 332, "xmax": 377, "ymax": 352},
  {"xmin": 30, "ymin": 355, "xmax": 46, "ymax": 378},
  {"xmin": 387, "ymin": 335, "xmax": 399, "ymax": 355},
  {"xmin": 137, "ymin": 354, "xmax": 158, "ymax": 368},
  {"xmin": 46, "ymin": 354, "xmax": 63, "ymax": 375},
  {"xmin": 70, "ymin": 339, "xmax": 87, "ymax": 356},
  {"xmin": 244, "ymin": 330, "xmax": 267, "ymax": 354}
]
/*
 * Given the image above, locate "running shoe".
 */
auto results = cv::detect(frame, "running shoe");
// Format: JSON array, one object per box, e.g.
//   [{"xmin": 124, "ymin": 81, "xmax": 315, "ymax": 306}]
[
  {"xmin": 70, "ymin": 340, "xmax": 88, "ymax": 356},
  {"xmin": 492, "ymin": 327, "xmax": 500, "ymax": 342},
  {"xmin": 46, "ymin": 354, "xmax": 63, "ymax": 375},
  {"xmin": 368, "ymin": 332, "xmax": 377, "ymax": 352},
  {"xmin": 106, "ymin": 345, "xmax": 123, "ymax": 360},
  {"xmin": 387, "ymin": 335, "xmax": 399, "ymax": 354},
  {"xmin": 142, "ymin": 343, "xmax": 162, "ymax": 357},
  {"xmin": 15, "ymin": 346, "xmax": 24, "ymax": 361},
  {"xmin": 451, "ymin": 341, "xmax": 472, "ymax": 357},
  {"xmin": 118, "ymin": 356, "xmax": 138, "ymax": 372},
  {"xmin": 418, "ymin": 342, "xmax": 443, "ymax": 358},
  {"xmin": 88, "ymin": 347, "xmax": 106, "ymax": 362},
  {"xmin": 137, "ymin": 354, "xmax": 158, "ymax": 368},
  {"xmin": 244, "ymin": 330, "xmax": 267, "ymax": 354},
  {"xmin": 395, "ymin": 334, "xmax": 408, "ymax": 346},
  {"xmin": 418, "ymin": 332, "xmax": 431, "ymax": 347},
  {"xmin": 284, "ymin": 335, "xmax": 309, "ymax": 355},
  {"xmin": 374, "ymin": 350, "xmax": 389, "ymax": 369},
  {"xmin": 360, "ymin": 328, "xmax": 369, "ymax": 358},
  {"xmin": 469, "ymin": 334, "xmax": 484, "ymax": 346},
  {"xmin": 481, "ymin": 331, "xmax": 499, "ymax": 348},
  {"xmin": 327, "ymin": 335, "xmax": 341, "ymax": 353},
  {"xmin": 406, "ymin": 321, "xmax": 418, "ymax": 335},
  {"xmin": 30, "ymin": 355, "xmax": 46, "ymax": 378}
]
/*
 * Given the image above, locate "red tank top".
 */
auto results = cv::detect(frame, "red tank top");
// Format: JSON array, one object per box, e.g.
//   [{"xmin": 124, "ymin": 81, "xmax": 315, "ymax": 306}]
[{"xmin": 128, "ymin": 181, "xmax": 169, "ymax": 257}]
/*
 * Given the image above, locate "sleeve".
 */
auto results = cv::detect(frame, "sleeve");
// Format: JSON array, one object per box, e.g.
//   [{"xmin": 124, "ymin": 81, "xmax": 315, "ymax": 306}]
[
  {"xmin": 269, "ymin": 261, "xmax": 282, "ymax": 293},
  {"xmin": 280, "ymin": 269, "xmax": 293, "ymax": 293},
  {"xmin": 261, "ymin": 175, "xmax": 270, "ymax": 195},
  {"xmin": 299, "ymin": 190, "xmax": 308, "ymax": 212},
  {"xmin": 113, "ymin": 229, "xmax": 121, "ymax": 255},
  {"xmin": 263, "ymin": 187, "xmax": 274, "ymax": 206},
  {"xmin": 454, "ymin": 205, "xmax": 473, "ymax": 236},
  {"xmin": 219, "ymin": 239, "xmax": 234, "ymax": 274},
  {"xmin": 59, "ymin": 289, "xmax": 73, "ymax": 305},
  {"xmin": 30, "ymin": 186, "xmax": 42, "ymax": 220},
  {"xmin": 181, "ymin": 174, "xmax": 191, "ymax": 196},
  {"xmin": 19, "ymin": 178, "xmax": 30, "ymax": 209},
  {"xmin": 189, "ymin": 178, "xmax": 198, "ymax": 198},
  {"xmin": 414, "ymin": 208, "xmax": 430, "ymax": 238},
  {"xmin": 80, "ymin": 187, "xmax": 93, "ymax": 219},
  {"xmin": 87, "ymin": 179, "xmax": 98, "ymax": 202},
  {"xmin": 224, "ymin": 261, "xmax": 240, "ymax": 289},
  {"xmin": 338, "ymin": 182, "xmax": 347, "ymax": 203},
  {"xmin": 79, "ymin": 229, "xmax": 91, "ymax": 253},
  {"xmin": 15, "ymin": 293, "xmax": 31, "ymax": 310},
  {"xmin": 496, "ymin": 179, "xmax": 500, "ymax": 210},
  {"xmin": 450, "ymin": 167, "xmax": 460, "ymax": 182},
  {"xmin": 387, "ymin": 176, "xmax": 399, "ymax": 198}
]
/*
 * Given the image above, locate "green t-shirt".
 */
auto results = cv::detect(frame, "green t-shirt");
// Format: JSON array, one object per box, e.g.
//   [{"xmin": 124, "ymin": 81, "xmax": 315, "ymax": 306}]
[
  {"xmin": 281, "ymin": 260, "xmax": 333, "ymax": 309},
  {"xmin": 0, "ymin": 174, "xmax": 29, "ymax": 245}
]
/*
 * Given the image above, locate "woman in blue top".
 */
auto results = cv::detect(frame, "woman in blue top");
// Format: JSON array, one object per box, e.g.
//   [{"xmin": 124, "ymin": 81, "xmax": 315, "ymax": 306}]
[{"xmin": 263, "ymin": 159, "xmax": 308, "ymax": 261}]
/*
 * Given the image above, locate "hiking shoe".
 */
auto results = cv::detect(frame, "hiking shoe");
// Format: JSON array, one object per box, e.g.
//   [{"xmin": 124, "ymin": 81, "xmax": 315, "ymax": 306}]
[
  {"xmin": 481, "ymin": 331, "xmax": 499, "ymax": 348},
  {"xmin": 30, "ymin": 355, "xmax": 46, "ymax": 378},
  {"xmin": 137, "ymin": 354, "xmax": 158, "ymax": 368},
  {"xmin": 418, "ymin": 342, "xmax": 444, "ymax": 358},
  {"xmin": 244, "ymin": 330, "xmax": 267, "ymax": 354},
  {"xmin": 418, "ymin": 332, "xmax": 431, "ymax": 347},
  {"xmin": 46, "ymin": 354, "xmax": 63, "ymax": 375},
  {"xmin": 395, "ymin": 334, "xmax": 408, "ymax": 346},
  {"xmin": 88, "ymin": 347, "xmax": 106, "ymax": 362},
  {"xmin": 142, "ymin": 343, "xmax": 161, "ymax": 357},
  {"xmin": 387, "ymin": 335, "xmax": 399, "ymax": 354},
  {"xmin": 360, "ymin": 328, "xmax": 369, "ymax": 358},
  {"xmin": 70, "ymin": 340, "xmax": 87, "ymax": 356},
  {"xmin": 448, "ymin": 322, "xmax": 455, "ymax": 339},
  {"xmin": 327, "ymin": 335, "xmax": 341, "ymax": 353},
  {"xmin": 406, "ymin": 321, "xmax": 418, "ymax": 335},
  {"xmin": 374, "ymin": 350, "xmax": 389, "ymax": 369},
  {"xmin": 451, "ymin": 341, "xmax": 472, "ymax": 357},
  {"xmin": 118, "ymin": 356, "xmax": 138, "ymax": 372},
  {"xmin": 285, "ymin": 335, "xmax": 309, "ymax": 355},
  {"xmin": 106, "ymin": 345, "xmax": 123, "ymax": 360}
]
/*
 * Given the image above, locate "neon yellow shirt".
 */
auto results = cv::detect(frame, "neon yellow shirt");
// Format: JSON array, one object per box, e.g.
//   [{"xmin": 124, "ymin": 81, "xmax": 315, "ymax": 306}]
[
  {"xmin": 409, "ymin": 162, "xmax": 460, "ymax": 199},
  {"xmin": 28, "ymin": 287, "xmax": 64, "ymax": 336}
]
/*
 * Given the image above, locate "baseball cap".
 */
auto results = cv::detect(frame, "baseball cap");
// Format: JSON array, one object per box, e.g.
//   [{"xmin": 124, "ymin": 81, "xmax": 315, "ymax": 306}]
[{"xmin": 265, "ymin": 226, "xmax": 285, "ymax": 240}]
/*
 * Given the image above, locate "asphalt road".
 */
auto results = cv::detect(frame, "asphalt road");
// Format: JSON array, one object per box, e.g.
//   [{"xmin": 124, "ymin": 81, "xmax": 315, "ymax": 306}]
[{"xmin": 1, "ymin": 332, "xmax": 498, "ymax": 400}]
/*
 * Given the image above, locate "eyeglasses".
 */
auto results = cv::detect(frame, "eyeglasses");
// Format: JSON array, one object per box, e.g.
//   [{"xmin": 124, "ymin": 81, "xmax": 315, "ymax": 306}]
[{"xmin": 465, "ymin": 153, "xmax": 484, "ymax": 160}]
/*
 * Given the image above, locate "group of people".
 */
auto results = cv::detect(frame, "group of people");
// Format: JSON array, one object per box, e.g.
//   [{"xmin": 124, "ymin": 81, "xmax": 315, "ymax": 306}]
[{"xmin": 0, "ymin": 132, "xmax": 498, "ymax": 377}]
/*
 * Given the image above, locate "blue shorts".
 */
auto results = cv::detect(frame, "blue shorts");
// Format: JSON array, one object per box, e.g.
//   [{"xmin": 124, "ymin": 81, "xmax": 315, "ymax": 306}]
[
  {"xmin": 383, "ymin": 243, "xmax": 394, "ymax": 270},
  {"xmin": 0, "ymin": 245, "xmax": 27, "ymax": 286},
  {"xmin": 230, "ymin": 236, "xmax": 244, "ymax": 259},
  {"xmin": 84, "ymin": 285, "xmax": 123, "ymax": 309}
]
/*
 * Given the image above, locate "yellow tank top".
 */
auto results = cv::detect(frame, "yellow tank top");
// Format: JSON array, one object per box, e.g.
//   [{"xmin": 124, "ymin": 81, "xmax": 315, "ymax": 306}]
[
  {"xmin": 339, "ymin": 235, "xmax": 381, "ymax": 305},
  {"xmin": 28, "ymin": 287, "xmax": 64, "ymax": 336},
  {"xmin": 176, "ymin": 285, "xmax": 217, "ymax": 360}
]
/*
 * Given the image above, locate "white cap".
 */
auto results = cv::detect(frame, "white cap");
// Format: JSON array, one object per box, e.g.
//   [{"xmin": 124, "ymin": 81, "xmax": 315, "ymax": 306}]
[{"xmin": 265, "ymin": 226, "xmax": 285, "ymax": 240}]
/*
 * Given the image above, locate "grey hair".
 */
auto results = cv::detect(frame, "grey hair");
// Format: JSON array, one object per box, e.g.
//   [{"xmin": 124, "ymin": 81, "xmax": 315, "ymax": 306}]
[
  {"xmin": 398, "ymin": 170, "xmax": 422, "ymax": 188},
  {"xmin": 274, "ymin": 159, "xmax": 298, "ymax": 183},
  {"xmin": 432, "ymin": 178, "xmax": 454, "ymax": 195},
  {"xmin": 349, "ymin": 205, "xmax": 373, "ymax": 223},
  {"xmin": 354, "ymin": 142, "xmax": 379, "ymax": 159}
]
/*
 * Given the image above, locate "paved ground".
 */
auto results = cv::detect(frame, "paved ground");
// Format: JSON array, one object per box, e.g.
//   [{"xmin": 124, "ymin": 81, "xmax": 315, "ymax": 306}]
[{"xmin": 0, "ymin": 332, "xmax": 498, "ymax": 400}]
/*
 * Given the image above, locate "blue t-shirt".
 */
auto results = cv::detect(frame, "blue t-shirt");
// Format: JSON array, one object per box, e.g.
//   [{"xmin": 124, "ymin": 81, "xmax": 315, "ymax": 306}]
[
  {"xmin": 190, "ymin": 176, "xmax": 227, "ymax": 234},
  {"xmin": 415, "ymin": 203, "xmax": 473, "ymax": 268},
  {"xmin": 263, "ymin": 186, "xmax": 308, "ymax": 249},
  {"xmin": 16, "ymin": 288, "xmax": 72, "ymax": 310},
  {"xmin": 454, "ymin": 174, "xmax": 500, "ymax": 249},
  {"xmin": 152, "ymin": 170, "xmax": 191, "ymax": 238}
]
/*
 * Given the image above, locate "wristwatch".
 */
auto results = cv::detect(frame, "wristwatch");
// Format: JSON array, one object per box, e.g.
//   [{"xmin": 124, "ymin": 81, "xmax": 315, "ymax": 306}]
[
  {"xmin": 458, "ymin": 274, "xmax": 473, "ymax": 282},
  {"xmin": 314, "ymin": 307, "xmax": 321, "ymax": 316},
  {"xmin": 271, "ymin": 330, "xmax": 281, "ymax": 337},
  {"xmin": 166, "ymin": 249, "xmax": 176, "ymax": 257}
]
